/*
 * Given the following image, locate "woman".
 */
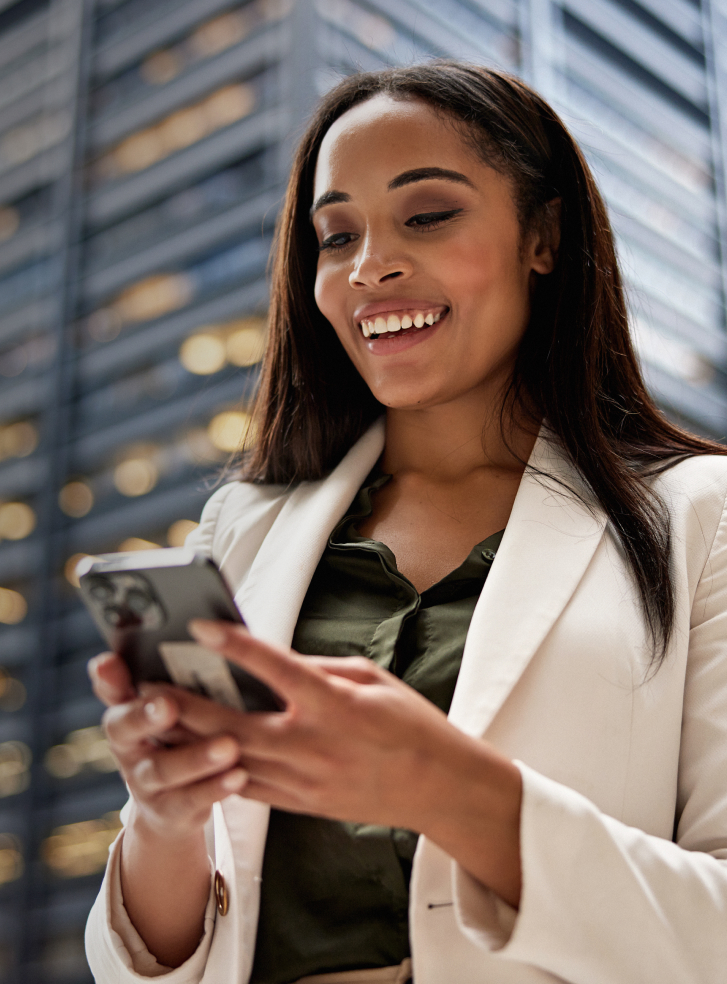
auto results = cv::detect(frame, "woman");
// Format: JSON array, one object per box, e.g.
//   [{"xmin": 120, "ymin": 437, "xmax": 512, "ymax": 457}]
[{"xmin": 86, "ymin": 63, "xmax": 727, "ymax": 984}]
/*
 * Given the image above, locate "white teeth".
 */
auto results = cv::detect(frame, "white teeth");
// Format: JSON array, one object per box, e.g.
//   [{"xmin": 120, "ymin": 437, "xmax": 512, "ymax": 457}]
[
  {"xmin": 425, "ymin": 312, "xmax": 434, "ymax": 325},
  {"xmin": 360, "ymin": 310, "xmax": 445, "ymax": 336},
  {"xmin": 433, "ymin": 312, "xmax": 441, "ymax": 322},
  {"xmin": 387, "ymin": 314, "xmax": 401, "ymax": 332},
  {"xmin": 362, "ymin": 322, "xmax": 370, "ymax": 338},
  {"xmin": 401, "ymin": 314, "xmax": 412, "ymax": 329},
  {"xmin": 413, "ymin": 312, "xmax": 425, "ymax": 328},
  {"xmin": 374, "ymin": 317, "xmax": 387, "ymax": 334}
]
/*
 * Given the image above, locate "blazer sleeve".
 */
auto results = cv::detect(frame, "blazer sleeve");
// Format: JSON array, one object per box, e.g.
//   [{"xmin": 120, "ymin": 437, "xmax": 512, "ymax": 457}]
[
  {"xmin": 84, "ymin": 483, "xmax": 242, "ymax": 983},
  {"xmin": 451, "ymin": 497, "xmax": 727, "ymax": 983}
]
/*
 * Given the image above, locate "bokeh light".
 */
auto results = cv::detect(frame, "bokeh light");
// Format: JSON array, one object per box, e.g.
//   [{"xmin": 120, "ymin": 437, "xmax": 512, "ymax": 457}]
[
  {"xmin": 0, "ymin": 670, "xmax": 26, "ymax": 713},
  {"xmin": 59, "ymin": 481, "xmax": 94, "ymax": 518},
  {"xmin": 45, "ymin": 726, "xmax": 117, "ymax": 780},
  {"xmin": 0, "ymin": 588, "xmax": 27, "ymax": 625},
  {"xmin": 118, "ymin": 537, "xmax": 160, "ymax": 552},
  {"xmin": 0, "ymin": 835, "xmax": 23, "ymax": 885},
  {"xmin": 64, "ymin": 553, "xmax": 94, "ymax": 588},
  {"xmin": 114, "ymin": 457, "xmax": 158, "ymax": 497},
  {"xmin": 208, "ymin": 410, "xmax": 253, "ymax": 452},
  {"xmin": 0, "ymin": 502, "xmax": 35, "ymax": 541},
  {"xmin": 179, "ymin": 333, "xmax": 226, "ymax": 374},
  {"xmin": 167, "ymin": 519, "xmax": 199, "ymax": 547},
  {"xmin": 42, "ymin": 812, "xmax": 122, "ymax": 879},
  {"xmin": 0, "ymin": 422, "xmax": 38, "ymax": 461},
  {"xmin": 0, "ymin": 742, "xmax": 31, "ymax": 797}
]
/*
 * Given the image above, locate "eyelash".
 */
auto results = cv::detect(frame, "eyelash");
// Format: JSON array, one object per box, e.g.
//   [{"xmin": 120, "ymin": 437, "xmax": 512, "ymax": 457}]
[{"xmin": 317, "ymin": 208, "xmax": 463, "ymax": 252}]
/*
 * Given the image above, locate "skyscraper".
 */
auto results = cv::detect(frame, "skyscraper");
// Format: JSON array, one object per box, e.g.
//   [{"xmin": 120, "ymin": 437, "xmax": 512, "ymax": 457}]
[{"xmin": 0, "ymin": 0, "xmax": 724, "ymax": 980}]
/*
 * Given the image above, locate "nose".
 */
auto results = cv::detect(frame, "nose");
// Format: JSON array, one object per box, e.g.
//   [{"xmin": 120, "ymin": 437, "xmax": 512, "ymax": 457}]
[{"xmin": 348, "ymin": 233, "xmax": 413, "ymax": 289}]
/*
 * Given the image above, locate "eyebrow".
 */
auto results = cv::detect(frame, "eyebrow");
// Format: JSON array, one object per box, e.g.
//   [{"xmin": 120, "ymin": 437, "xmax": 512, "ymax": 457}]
[{"xmin": 309, "ymin": 167, "xmax": 474, "ymax": 219}]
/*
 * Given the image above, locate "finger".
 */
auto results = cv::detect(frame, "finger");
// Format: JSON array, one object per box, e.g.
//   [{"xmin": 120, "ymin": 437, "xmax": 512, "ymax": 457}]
[
  {"xmin": 189, "ymin": 620, "xmax": 327, "ymax": 707},
  {"xmin": 103, "ymin": 692, "xmax": 180, "ymax": 752},
  {"xmin": 304, "ymin": 655, "xmax": 387, "ymax": 686},
  {"xmin": 149, "ymin": 767, "xmax": 249, "ymax": 832},
  {"xmin": 88, "ymin": 652, "xmax": 135, "ymax": 706},
  {"xmin": 132, "ymin": 734, "xmax": 241, "ymax": 795}
]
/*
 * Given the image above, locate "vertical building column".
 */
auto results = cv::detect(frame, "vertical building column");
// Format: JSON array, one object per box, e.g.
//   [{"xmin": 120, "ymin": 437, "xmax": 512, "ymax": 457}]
[
  {"xmin": 277, "ymin": 0, "xmax": 320, "ymax": 181},
  {"xmin": 519, "ymin": 0, "xmax": 564, "ymax": 103},
  {"xmin": 703, "ymin": 0, "xmax": 727, "ymax": 332}
]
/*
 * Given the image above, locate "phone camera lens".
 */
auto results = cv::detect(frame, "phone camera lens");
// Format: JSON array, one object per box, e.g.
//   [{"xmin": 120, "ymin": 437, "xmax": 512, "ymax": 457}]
[
  {"xmin": 103, "ymin": 606, "xmax": 124, "ymax": 626},
  {"xmin": 126, "ymin": 589, "xmax": 151, "ymax": 614},
  {"xmin": 88, "ymin": 577, "xmax": 113, "ymax": 601}
]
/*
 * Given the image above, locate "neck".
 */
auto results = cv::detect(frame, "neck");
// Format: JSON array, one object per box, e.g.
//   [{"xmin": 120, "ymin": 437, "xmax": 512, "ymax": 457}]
[{"xmin": 380, "ymin": 390, "xmax": 539, "ymax": 482}]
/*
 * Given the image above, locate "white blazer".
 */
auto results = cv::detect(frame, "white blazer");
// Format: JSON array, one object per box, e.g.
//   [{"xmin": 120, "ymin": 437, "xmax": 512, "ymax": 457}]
[{"xmin": 86, "ymin": 419, "xmax": 727, "ymax": 983}]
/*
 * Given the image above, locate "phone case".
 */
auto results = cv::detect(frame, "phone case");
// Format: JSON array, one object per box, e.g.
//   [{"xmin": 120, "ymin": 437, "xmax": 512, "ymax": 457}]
[{"xmin": 78, "ymin": 548, "xmax": 283, "ymax": 712}]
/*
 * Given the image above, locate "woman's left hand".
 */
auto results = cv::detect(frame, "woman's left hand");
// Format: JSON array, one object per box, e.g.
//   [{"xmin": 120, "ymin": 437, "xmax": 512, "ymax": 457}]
[{"xmin": 155, "ymin": 618, "xmax": 523, "ymax": 906}]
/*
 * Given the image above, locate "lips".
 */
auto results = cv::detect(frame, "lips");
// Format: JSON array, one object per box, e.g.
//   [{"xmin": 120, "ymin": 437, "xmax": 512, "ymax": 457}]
[{"xmin": 353, "ymin": 302, "xmax": 449, "ymax": 338}]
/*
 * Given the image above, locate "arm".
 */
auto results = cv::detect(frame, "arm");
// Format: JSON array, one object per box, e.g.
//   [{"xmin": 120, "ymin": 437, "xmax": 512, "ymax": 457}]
[{"xmin": 86, "ymin": 653, "xmax": 246, "ymax": 973}]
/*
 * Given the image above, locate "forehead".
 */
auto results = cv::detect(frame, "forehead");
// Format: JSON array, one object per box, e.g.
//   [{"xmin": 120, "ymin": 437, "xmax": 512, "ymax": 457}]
[{"xmin": 313, "ymin": 95, "xmax": 481, "ymax": 195}]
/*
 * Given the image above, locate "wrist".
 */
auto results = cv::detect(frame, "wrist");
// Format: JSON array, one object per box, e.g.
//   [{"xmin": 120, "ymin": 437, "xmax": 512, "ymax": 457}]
[{"xmin": 416, "ymin": 730, "xmax": 522, "ymax": 907}]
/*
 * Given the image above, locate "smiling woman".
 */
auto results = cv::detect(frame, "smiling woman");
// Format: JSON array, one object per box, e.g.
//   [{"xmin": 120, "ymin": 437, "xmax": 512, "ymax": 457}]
[{"xmin": 86, "ymin": 63, "xmax": 727, "ymax": 984}]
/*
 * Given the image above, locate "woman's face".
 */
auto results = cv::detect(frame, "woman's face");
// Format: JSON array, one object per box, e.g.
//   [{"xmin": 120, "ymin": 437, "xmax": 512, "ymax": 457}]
[{"xmin": 312, "ymin": 95, "xmax": 557, "ymax": 412}]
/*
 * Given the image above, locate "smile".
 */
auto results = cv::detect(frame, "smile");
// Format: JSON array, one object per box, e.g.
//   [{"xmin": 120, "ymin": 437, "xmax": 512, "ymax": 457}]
[{"xmin": 359, "ymin": 308, "xmax": 447, "ymax": 338}]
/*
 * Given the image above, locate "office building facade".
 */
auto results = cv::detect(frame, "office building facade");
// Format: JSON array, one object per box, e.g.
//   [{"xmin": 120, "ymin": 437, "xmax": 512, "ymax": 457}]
[{"xmin": 0, "ymin": 0, "xmax": 724, "ymax": 979}]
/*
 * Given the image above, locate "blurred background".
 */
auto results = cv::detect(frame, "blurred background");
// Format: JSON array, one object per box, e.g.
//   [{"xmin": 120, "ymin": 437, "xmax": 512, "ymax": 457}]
[{"xmin": 0, "ymin": 0, "xmax": 725, "ymax": 979}]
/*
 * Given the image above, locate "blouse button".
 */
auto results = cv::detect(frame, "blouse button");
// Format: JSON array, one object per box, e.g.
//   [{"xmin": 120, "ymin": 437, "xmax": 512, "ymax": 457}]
[
  {"xmin": 214, "ymin": 870, "xmax": 229, "ymax": 916},
  {"xmin": 481, "ymin": 549, "xmax": 496, "ymax": 562}
]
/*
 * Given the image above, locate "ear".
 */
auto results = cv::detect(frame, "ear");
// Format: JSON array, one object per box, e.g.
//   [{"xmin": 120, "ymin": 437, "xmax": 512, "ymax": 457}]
[{"xmin": 528, "ymin": 197, "xmax": 561, "ymax": 275}]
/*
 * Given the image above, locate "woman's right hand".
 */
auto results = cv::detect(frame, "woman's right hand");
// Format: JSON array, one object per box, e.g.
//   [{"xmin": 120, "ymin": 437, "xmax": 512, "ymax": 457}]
[
  {"xmin": 88, "ymin": 652, "xmax": 247, "ymax": 839},
  {"xmin": 87, "ymin": 652, "xmax": 247, "ymax": 967}
]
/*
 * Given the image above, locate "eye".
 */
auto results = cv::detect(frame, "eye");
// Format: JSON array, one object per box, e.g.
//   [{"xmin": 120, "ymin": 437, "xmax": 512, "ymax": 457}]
[
  {"xmin": 405, "ymin": 208, "xmax": 463, "ymax": 229},
  {"xmin": 318, "ymin": 231, "xmax": 359, "ymax": 252}
]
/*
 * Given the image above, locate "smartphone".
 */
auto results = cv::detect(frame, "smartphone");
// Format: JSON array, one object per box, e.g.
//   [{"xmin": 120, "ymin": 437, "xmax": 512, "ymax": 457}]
[{"xmin": 77, "ymin": 547, "xmax": 283, "ymax": 712}]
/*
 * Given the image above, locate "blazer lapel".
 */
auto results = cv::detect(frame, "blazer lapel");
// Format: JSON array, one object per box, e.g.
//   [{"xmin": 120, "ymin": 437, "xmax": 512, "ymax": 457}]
[
  {"xmin": 448, "ymin": 431, "xmax": 607, "ymax": 738},
  {"xmin": 236, "ymin": 418, "xmax": 386, "ymax": 646}
]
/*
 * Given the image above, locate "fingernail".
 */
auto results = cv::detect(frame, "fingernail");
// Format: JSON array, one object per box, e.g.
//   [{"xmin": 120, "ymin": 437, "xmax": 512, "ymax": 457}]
[
  {"xmin": 208, "ymin": 738, "xmax": 238, "ymax": 763},
  {"xmin": 189, "ymin": 619, "xmax": 227, "ymax": 649},
  {"xmin": 145, "ymin": 697, "xmax": 167, "ymax": 723},
  {"xmin": 221, "ymin": 768, "xmax": 248, "ymax": 792}
]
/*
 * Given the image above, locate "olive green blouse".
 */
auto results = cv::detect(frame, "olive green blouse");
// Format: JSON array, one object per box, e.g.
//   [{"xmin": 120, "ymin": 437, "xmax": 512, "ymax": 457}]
[{"xmin": 250, "ymin": 470, "xmax": 504, "ymax": 984}]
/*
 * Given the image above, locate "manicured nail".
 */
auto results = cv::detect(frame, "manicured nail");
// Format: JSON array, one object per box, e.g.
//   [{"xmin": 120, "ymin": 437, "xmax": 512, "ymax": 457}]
[
  {"xmin": 221, "ymin": 768, "xmax": 248, "ymax": 791},
  {"xmin": 208, "ymin": 738, "xmax": 238, "ymax": 763},
  {"xmin": 145, "ymin": 697, "xmax": 167, "ymax": 723},
  {"xmin": 189, "ymin": 619, "xmax": 227, "ymax": 649}
]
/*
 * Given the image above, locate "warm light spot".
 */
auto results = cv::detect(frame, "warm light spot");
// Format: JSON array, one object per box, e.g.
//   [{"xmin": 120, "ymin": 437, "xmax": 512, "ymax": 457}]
[
  {"xmin": 140, "ymin": 48, "xmax": 182, "ymax": 85},
  {"xmin": 0, "ymin": 588, "xmax": 26, "ymax": 625},
  {"xmin": 189, "ymin": 10, "xmax": 248, "ymax": 56},
  {"xmin": 45, "ymin": 726, "xmax": 117, "ymax": 780},
  {"xmin": 0, "ymin": 502, "xmax": 35, "ymax": 541},
  {"xmin": 113, "ymin": 274, "xmax": 193, "ymax": 324},
  {"xmin": 114, "ymin": 458, "xmax": 158, "ymax": 497},
  {"xmin": 179, "ymin": 334, "xmax": 226, "ymax": 374},
  {"xmin": 185, "ymin": 427, "xmax": 221, "ymax": 462},
  {"xmin": 113, "ymin": 128, "xmax": 165, "ymax": 172},
  {"xmin": 0, "ymin": 207, "xmax": 19, "ymax": 243},
  {"xmin": 59, "ymin": 481, "xmax": 94, "ymax": 518},
  {"xmin": 64, "ymin": 553, "xmax": 94, "ymax": 588},
  {"xmin": 0, "ymin": 422, "xmax": 38, "ymax": 460},
  {"xmin": 226, "ymin": 322, "xmax": 265, "ymax": 366},
  {"xmin": 105, "ymin": 83, "xmax": 256, "ymax": 178},
  {"xmin": 0, "ymin": 670, "xmax": 25, "ymax": 712},
  {"xmin": 118, "ymin": 537, "xmax": 160, "ymax": 552},
  {"xmin": 0, "ymin": 741, "xmax": 31, "ymax": 797},
  {"xmin": 208, "ymin": 411, "xmax": 253, "ymax": 452},
  {"xmin": 167, "ymin": 519, "xmax": 199, "ymax": 547},
  {"xmin": 0, "ymin": 834, "xmax": 22, "ymax": 885},
  {"xmin": 42, "ymin": 812, "xmax": 122, "ymax": 878},
  {"xmin": 204, "ymin": 84, "xmax": 255, "ymax": 129}
]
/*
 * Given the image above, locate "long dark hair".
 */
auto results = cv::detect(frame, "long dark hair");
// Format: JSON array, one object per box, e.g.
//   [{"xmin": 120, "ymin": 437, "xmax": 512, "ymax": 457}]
[{"xmin": 242, "ymin": 61, "xmax": 726, "ymax": 664}]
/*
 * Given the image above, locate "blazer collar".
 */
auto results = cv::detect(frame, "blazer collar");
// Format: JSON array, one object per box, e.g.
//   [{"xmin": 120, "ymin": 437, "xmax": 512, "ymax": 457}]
[
  {"xmin": 448, "ymin": 430, "xmax": 606, "ymax": 737},
  {"xmin": 236, "ymin": 418, "xmax": 386, "ymax": 644},
  {"xmin": 237, "ymin": 420, "xmax": 605, "ymax": 738}
]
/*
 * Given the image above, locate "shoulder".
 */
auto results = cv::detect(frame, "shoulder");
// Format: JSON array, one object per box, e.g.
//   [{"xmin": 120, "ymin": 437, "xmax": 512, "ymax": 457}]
[{"xmin": 185, "ymin": 479, "xmax": 294, "ymax": 563}]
